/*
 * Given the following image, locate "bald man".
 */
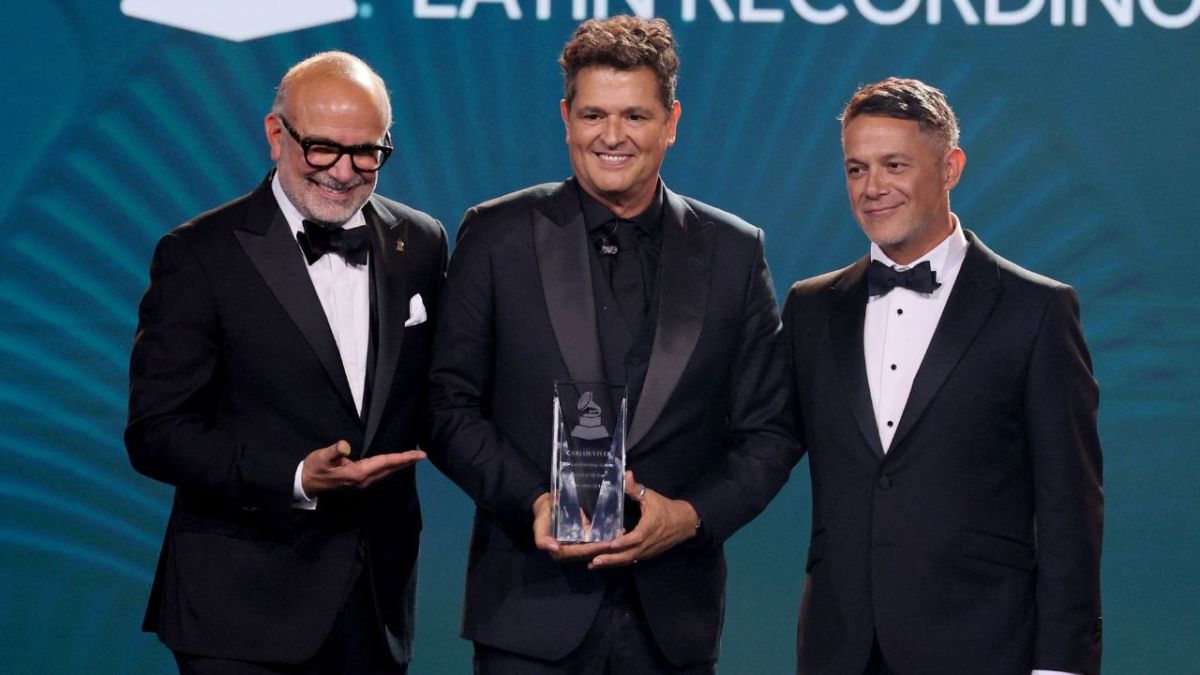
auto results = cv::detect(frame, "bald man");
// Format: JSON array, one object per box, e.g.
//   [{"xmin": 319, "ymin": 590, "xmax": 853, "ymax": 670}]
[{"xmin": 126, "ymin": 52, "xmax": 447, "ymax": 674}]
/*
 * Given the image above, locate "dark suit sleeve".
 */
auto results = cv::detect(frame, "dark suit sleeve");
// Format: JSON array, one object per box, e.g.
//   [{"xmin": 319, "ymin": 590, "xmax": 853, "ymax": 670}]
[
  {"xmin": 425, "ymin": 208, "xmax": 550, "ymax": 537},
  {"xmin": 1027, "ymin": 285, "xmax": 1104, "ymax": 673},
  {"xmin": 125, "ymin": 233, "xmax": 295, "ymax": 515},
  {"xmin": 677, "ymin": 229, "xmax": 803, "ymax": 546},
  {"xmin": 779, "ymin": 284, "xmax": 809, "ymax": 458},
  {"xmin": 410, "ymin": 218, "xmax": 450, "ymax": 454}
]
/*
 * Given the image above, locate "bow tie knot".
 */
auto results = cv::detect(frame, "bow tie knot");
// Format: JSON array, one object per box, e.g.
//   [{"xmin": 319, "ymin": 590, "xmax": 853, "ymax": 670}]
[
  {"xmin": 867, "ymin": 260, "xmax": 941, "ymax": 296},
  {"xmin": 297, "ymin": 219, "xmax": 371, "ymax": 266}
]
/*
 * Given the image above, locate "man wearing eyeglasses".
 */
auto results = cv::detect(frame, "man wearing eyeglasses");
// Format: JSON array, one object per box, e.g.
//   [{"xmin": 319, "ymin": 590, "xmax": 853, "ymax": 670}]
[{"xmin": 126, "ymin": 51, "xmax": 447, "ymax": 674}]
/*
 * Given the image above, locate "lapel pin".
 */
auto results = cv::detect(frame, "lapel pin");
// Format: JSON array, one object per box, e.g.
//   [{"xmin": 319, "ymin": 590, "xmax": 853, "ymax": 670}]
[{"xmin": 395, "ymin": 240, "xmax": 406, "ymax": 253}]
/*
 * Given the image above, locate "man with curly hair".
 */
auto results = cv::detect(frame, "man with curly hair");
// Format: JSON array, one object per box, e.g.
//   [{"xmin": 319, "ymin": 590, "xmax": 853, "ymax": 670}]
[{"xmin": 427, "ymin": 16, "xmax": 799, "ymax": 675}]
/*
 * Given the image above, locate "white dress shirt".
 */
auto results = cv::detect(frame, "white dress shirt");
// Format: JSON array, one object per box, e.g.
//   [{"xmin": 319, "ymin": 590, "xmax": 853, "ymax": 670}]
[
  {"xmin": 271, "ymin": 176, "xmax": 371, "ymax": 509},
  {"xmin": 862, "ymin": 217, "xmax": 1079, "ymax": 675},
  {"xmin": 864, "ymin": 217, "xmax": 967, "ymax": 453}
]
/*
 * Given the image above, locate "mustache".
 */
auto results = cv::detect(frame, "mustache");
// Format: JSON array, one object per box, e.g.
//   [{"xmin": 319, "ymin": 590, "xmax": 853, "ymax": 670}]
[{"xmin": 307, "ymin": 172, "xmax": 367, "ymax": 191}]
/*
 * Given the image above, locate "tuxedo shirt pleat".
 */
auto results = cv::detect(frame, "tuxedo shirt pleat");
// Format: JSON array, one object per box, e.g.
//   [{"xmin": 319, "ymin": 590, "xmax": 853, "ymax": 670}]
[
  {"xmin": 272, "ymin": 176, "xmax": 371, "ymax": 415},
  {"xmin": 864, "ymin": 219, "xmax": 968, "ymax": 452}
]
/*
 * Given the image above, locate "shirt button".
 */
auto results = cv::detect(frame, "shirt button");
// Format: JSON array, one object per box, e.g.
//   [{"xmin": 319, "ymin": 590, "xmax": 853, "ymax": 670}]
[
  {"xmin": 890, "ymin": 364, "xmax": 897, "ymax": 371},
  {"xmin": 897, "ymin": 308, "xmax": 904, "ymax": 315},
  {"xmin": 878, "ymin": 475, "xmax": 892, "ymax": 490},
  {"xmin": 886, "ymin": 420, "xmax": 894, "ymax": 427}
]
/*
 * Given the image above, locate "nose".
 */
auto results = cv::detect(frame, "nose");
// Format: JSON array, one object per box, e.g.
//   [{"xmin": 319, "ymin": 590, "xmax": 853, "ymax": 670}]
[
  {"xmin": 327, "ymin": 153, "xmax": 358, "ymax": 183},
  {"xmin": 600, "ymin": 115, "xmax": 622, "ymax": 147},
  {"xmin": 863, "ymin": 167, "xmax": 887, "ymax": 198}
]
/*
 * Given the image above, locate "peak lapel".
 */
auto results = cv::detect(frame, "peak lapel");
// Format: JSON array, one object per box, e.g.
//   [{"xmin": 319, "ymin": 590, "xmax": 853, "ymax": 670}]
[
  {"xmin": 362, "ymin": 198, "xmax": 410, "ymax": 452},
  {"xmin": 534, "ymin": 181, "xmax": 604, "ymax": 384},
  {"xmin": 233, "ymin": 182, "xmax": 357, "ymax": 415},
  {"xmin": 627, "ymin": 190, "xmax": 712, "ymax": 449},
  {"xmin": 889, "ymin": 234, "xmax": 1002, "ymax": 453},
  {"xmin": 829, "ymin": 257, "xmax": 886, "ymax": 460}
]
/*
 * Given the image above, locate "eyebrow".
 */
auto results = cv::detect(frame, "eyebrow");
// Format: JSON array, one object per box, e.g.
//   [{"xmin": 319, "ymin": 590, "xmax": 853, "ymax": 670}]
[
  {"xmin": 289, "ymin": 124, "xmax": 384, "ymax": 148},
  {"xmin": 844, "ymin": 151, "xmax": 914, "ymax": 164},
  {"xmin": 575, "ymin": 105, "xmax": 655, "ymax": 116}
]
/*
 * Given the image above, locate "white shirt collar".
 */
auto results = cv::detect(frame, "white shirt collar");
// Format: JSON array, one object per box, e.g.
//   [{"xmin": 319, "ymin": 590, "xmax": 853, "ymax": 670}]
[
  {"xmin": 870, "ymin": 214, "xmax": 968, "ymax": 278},
  {"xmin": 270, "ymin": 173, "xmax": 367, "ymax": 238}
]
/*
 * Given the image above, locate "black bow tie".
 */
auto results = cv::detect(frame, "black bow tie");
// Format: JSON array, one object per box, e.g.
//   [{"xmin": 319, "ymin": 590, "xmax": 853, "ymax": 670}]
[
  {"xmin": 867, "ymin": 260, "xmax": 942, "ymax": 296},
  {"xmin": 297, "ymin": 220, "xmax": 370, "ymax": 266}
]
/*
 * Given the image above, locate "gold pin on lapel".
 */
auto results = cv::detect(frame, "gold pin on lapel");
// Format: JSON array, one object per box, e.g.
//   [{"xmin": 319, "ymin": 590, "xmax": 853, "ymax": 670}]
[{"xmin": 395, "ymin": 240, "xmax": 406, "ymax": 253}]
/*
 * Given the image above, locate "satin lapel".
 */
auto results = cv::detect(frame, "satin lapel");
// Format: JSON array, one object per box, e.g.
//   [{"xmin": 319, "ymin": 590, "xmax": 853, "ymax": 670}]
[
  {"xmin": 233, "ymin": 185, "xmax": 356, "ymax": 413},
  {"xmin": 889, "ymin": 234, "xmax": 1002, "ymax": 454},
  {"xmin": 533, "ymin": 181, "xmax": 604, "ymax": 383},
  {"xmin": 828, "ymin": 257, "xmax": 886, "ymax": 460},
  {"xmin": 362, "ymin": 198, "xmax": 409, "ymax": 452},
  {"xmin": 627, "ymin": 190, "xmax": 713, "ymax": 449}
]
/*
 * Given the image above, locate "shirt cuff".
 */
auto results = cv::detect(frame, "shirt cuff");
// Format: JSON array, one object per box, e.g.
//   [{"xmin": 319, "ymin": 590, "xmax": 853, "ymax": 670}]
[{"xmin": 293, "ymin": 461, "xmax": 318, "ymax": 510}]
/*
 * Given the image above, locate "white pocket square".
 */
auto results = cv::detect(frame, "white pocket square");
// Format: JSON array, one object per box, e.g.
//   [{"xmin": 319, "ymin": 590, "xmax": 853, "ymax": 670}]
[{"xmin": 404, "ymin": 293, "xmax": 427, "ymax": 327}]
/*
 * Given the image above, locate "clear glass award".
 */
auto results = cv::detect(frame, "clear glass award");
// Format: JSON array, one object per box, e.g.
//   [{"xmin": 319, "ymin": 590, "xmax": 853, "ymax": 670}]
[{"xmin": 551, "ymin": 382, "xmax": 627, "ymax": 542}]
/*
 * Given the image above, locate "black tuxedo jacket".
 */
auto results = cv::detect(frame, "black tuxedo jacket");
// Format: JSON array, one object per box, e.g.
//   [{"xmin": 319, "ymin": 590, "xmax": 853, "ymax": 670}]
[
  {"xmin": 782, "ymin": 232, "xmax": 1103, "ymax": 675},
  {"xmin": 126, "ymin": 174, "xmax": 447, "ymax": 664},
  {"xmin": 426, "ymin": 179, "xmax": 799, "ymax": 666}
]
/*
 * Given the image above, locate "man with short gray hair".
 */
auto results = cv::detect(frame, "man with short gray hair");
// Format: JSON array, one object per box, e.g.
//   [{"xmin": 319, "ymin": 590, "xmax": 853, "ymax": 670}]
[{"xmin": 781, "ymin": 77, "xmax": 1103, "ymax": 675}]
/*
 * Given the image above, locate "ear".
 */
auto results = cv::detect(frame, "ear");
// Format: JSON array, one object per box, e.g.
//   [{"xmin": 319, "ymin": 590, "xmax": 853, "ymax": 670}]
[
  {"xmin": 943, "ymin": 147, "xmax": 966, "ymax": 191},
  {"xmin": 666, "ymin": 100, "xmax": 681, "ymax": 146},
  {"xmin": 560, "ymin": 99, "xmax": 571, "ymax": 143},
  {"xmin": 265, "ymin": 114, "xmax": 283, "ymax": 162}
]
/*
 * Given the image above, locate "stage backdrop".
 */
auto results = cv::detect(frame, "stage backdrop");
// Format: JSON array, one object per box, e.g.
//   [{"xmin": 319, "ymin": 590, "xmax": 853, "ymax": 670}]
[{"xmin": 1, "ymin": 1, "xmax": 1196, "ymax": 672}]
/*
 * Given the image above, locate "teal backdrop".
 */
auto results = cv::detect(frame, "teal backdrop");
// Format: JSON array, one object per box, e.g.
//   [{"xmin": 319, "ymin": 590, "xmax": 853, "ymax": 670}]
[{"xmin": 1, "ymin": 1, "xmax": 1197, "ymax": 672}]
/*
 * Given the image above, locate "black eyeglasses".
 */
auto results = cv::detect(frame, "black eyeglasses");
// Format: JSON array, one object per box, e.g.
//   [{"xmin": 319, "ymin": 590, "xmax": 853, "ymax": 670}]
[{"xmin": 277, "ymin": 115, "xmax": 393, "ymax": 172}]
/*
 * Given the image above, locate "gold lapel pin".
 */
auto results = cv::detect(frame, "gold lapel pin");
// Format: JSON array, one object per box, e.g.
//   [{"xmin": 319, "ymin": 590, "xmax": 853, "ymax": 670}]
[{"xmin": 395, "ymin": 240, "xmax": 406, "ymax": 253}]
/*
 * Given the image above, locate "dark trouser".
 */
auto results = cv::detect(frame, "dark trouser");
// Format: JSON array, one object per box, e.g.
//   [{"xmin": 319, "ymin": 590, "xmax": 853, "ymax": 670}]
[
  {"xmin": 174, "ymin": 570, "xmax": 406, "ymax": 675},
  {"xmin": 863, "ymin": 635, "xmax": 892, "ymax": 675},
  {"xmin": 474, "ymin": 574, "xmax": 716, "ymax": 675}
]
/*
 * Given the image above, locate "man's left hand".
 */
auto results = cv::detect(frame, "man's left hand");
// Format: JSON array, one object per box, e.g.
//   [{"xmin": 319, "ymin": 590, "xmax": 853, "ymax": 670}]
[{"xmin": 588, "ymin": 471, "xmax": 698, "ymax": 569}]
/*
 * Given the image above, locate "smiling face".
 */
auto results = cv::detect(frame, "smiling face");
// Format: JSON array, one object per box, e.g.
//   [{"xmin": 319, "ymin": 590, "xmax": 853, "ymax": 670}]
[
  {"xmin": 842, "ymin": 115, "xmax": 965, "ymax": 264},
  {"xmin": 265, "ymin": 73, "xmax": 389, "ymax": 225},
  {"xmin": 561, "ymin": 66, "xmax": 681, "ymax": 218}
]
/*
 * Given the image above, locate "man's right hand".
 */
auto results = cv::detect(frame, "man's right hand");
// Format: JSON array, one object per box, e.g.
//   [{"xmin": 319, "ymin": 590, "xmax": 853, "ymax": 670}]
[
  {"xmin": 532, "ymin": 492, "xmax": 614, "ymax": 562},
  {"xmin": 301, "ymin": 440, "xmax": 426, "ymax": 496}
]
